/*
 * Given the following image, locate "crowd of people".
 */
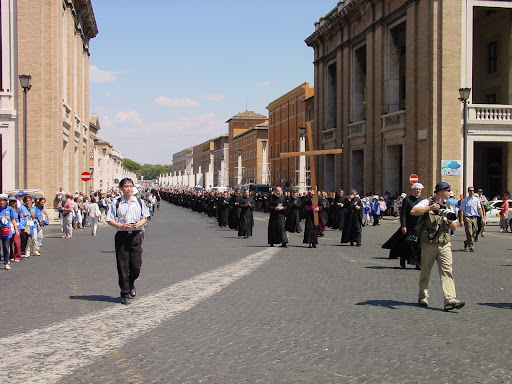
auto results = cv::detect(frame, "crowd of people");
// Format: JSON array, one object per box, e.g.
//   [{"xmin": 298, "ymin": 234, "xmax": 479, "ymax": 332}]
[{"xmin": 0, "ymin": 187, "xmax": 162, "ymax": 271}]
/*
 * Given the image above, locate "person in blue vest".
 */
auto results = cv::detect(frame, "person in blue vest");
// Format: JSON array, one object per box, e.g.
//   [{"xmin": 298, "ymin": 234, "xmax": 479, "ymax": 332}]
[
  {"xmin": 0, "ymin": 194, "xmax": 18, "ymax": 270},
  {"xmin": 370, "ymin": 195, "xmax": 381, "ymax": 226}
]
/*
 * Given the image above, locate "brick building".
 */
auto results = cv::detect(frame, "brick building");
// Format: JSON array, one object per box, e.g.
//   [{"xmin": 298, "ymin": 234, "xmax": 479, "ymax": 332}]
[
  {"xmin": 267, "ymin": 82, "xmax": 314, "ymax": 189},
  {"xmin": 226, "ymin": 111, "xmax": 268, "ymax": 187},
  {"xmin": 17, "ymin": 0, "xmax": 98, "ymax": 200},
  {"xmin": 306, "ymin": 0, "xmax": 512, "ymax": 197}
]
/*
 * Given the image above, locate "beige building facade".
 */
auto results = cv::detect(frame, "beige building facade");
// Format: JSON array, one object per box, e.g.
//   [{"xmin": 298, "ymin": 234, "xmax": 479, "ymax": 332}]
[
  {"xmin": 306, "ymin": 0, "xmax": 512, "ymax": 197},
  {"xmin": 17, "ymin": 0, "xmax": 97, "ymax": 202},
  {"xmin": 0, "ymin": 0, "xmax": 17, "ymax": 193}
]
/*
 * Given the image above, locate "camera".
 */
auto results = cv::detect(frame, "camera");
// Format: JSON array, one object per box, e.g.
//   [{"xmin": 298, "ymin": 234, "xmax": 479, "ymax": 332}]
[{"xmin": 433, "ymin": 203, "xmax": 457, "ymax": 221}]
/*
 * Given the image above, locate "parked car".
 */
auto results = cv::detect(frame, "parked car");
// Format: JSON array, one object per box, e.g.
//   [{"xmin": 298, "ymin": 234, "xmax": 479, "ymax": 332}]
[{"xmin": 486, "ymin": 200, "xmax": 512, "ymax": 230}]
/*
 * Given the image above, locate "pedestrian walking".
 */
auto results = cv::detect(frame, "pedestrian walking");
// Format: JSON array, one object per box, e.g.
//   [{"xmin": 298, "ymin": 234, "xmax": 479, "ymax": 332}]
[
  {"xmin": 88, "ymin": 197, "xmax": 101, "ymax": 235},
  {"xmin": 458, "ymin": 187, "xmax": 484, "ymax": 252},
  {"xmin": 61, "ymin": 193, "xmax": 74, "ymax": 239},
  {"xmin": 267, "ymin": 187, "xmax": 289, "ymax": 247},
  {"xmin": 341, "ymin": 190, "xmax": 363, "ymax": 246},
  {"xmin": 0, "ymin": 194, "xmax": 18, "ymax": 270},
  {"xmin": 33, "ymin": 198, "xmax": 49, "ymax": 250},
  {"xmin": 411, "ymin": 182, "xmax": 465, "ymax": 311},
  {"xmin": 106, "ymin": 178, "xmax": 150, "ymax": 305}
]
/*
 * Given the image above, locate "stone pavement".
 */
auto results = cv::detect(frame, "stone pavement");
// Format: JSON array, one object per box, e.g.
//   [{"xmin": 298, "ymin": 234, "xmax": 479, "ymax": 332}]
[{"xmin": 0, "ymin": 202, "xmax": 510, "ymax": 383}]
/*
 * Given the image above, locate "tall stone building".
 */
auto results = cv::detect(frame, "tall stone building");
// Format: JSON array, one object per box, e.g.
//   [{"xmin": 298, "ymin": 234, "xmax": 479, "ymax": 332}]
[
  {"xmin": 267, "ymin": 82, "xmax": 314, "ymax": 189},
  {"xmin": 0, "ymin": 0, "xmax": 17, "ymax": 193},
  {"xmin": 17, "ymin": 0, "xmax": 97, "ymax": 201},
  {"xmin": 306, "ymin": 0, "xmax": 512, "ymax": 197},
  {"xmin": 226, "ymin": 111, "xmax": 268, "ymax": 187}
]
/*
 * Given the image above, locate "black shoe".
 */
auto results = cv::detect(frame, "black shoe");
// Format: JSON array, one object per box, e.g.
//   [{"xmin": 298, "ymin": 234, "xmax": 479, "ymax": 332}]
[
  {"xmin": 281, "ymin": 243, "xmax": 288, "ymax": 248},
  {"xmin": 463, "ymin": 240, "xmax": 467, "ymax": 250},
  {"xmin": 308, "ymin": 244, "xmax": 312, "ymax": 248},
  {"xmin": 129, "ymin": 287, "xmax": 136, "ymax": 298},
  {"xmin": 121, "ymin": 296, "xmax": 131, "ymax": 305},
  {"xmin": 350, "ymin": 242, "xmax": 354, "ymax": 246},
  {"xmin": 444, "ymin": 299, "xmax": 465, "ymax": 311},
  {"xmin": 418, "ymin": 298, "xmax": 428, "ymax": 307},
  {"xmin": 474, "ymin": 237, "xmax": 479, "ymax": 242},
  {"xmin": 312, "ymin": 243, "xmax": 317, "ymax": 248},
  {"xmin": 270, "ymin": 244, "xmax": 274, "ymax": 247},
  {"xmin": 356, "ymin": 243, "xmax": 362, "ymax": 247}
]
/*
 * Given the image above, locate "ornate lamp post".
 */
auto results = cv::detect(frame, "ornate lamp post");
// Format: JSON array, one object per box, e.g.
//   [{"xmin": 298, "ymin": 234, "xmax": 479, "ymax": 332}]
[
  {"xmin": 459, "ymin": 87, "xmax": 471, "ymax": 194},
  {"xmin": 19, "ymin": 75, "xmax": 32, "ymax": 189},
  {"xmin": 298, "ymin": 126, "xmax": 307, "ymax": 193}
]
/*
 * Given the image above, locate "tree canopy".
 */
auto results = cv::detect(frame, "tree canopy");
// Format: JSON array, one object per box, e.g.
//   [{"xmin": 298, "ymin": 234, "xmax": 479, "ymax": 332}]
[{"xmin": 123, "ymin": 158, "xmax": 172, "ymax": 180}]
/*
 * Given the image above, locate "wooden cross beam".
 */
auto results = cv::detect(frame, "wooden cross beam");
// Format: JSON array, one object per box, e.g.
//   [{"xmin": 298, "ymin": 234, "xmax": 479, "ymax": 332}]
[{"xmin": 276, "ymin": 122, "xmax": 343, "ymax": 225}]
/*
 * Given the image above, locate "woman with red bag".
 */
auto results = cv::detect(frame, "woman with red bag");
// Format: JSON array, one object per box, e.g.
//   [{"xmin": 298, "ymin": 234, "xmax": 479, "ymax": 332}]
[{"xmin": 0, "ymin": 194, "xmax": 18, "ymax": 270}]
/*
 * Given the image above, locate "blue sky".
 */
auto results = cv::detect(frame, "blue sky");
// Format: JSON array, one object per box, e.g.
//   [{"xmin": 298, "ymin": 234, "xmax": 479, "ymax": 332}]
[{"xmin": 89, "ymin": 0, "xmax": 336, "ymax": 165}]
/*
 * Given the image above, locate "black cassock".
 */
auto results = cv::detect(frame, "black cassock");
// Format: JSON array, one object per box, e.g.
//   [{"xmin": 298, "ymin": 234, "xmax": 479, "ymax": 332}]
[
  {"xmin": 332, "ymin": 194, "xmax": 346, "ymax": 230},
  {"xmin": 216, "ymin": 196, "xmax": 229, "ymax": 227},
  {"xmin": 303, "ymin": 198, "xmax": 320, "ymax": 246},
  {"xmin": 238, "ymin": 196, "xmax": 255, "ymax": 237},
  {"xmin": 285, "ymin": 197, "xmax": 302, "ymax": 233},
  {"xmin": 340, "ymin": 197, "xmax": 363, "ymax": 245},
  {"xmin": 382, "ymin": 195, "xmax": 424, "ymax": 268},
  {"xmin": 228, "ymin": 193, "xmax": 241, "ymax": 230},
  {"xmin": 268, "ymin": 194, "xmax": 289, "ymax": 245}
]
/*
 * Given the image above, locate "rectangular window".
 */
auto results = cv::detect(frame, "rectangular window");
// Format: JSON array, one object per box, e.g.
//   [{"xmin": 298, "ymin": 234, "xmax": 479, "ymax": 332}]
[
  {"xmin": 486, "ymin": 93, "xmax": 497, "ymax": 104},
  {"xmin": 291, "ymin": 139, "xmax": 294, "ymax": 152},
  {"xmin": 283, "ymin": 141, "xmax": 287, "ymax": 153},
  {"xmin": 276, "ymin": 143, "xmax": 280, "ymax": 157},
  {"xmin": 488, "ymin": 41, "xmax": 498, "ymax": 74}
]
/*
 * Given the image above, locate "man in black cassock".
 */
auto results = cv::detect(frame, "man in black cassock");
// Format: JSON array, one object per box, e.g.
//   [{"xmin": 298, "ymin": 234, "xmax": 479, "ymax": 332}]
[
  {"xmin": 228, "ymin": 189, "xmax": 241, "ymax": 230},
  {"xmin": 268, "ymin": 187, "xmax": 289, "ymax": 247},
  {"xmin": 382, "ymin": 183, "xmax": 425, "ymax": 268},
  {"xmin": 340, "ymin": 190, "xmax": 363, "ymax": 246},
  {"xmin": 285, "ymin": 191, "xmax": 302, "ymax": 233},
  {"xmin": 216, "ymin": 191, "xmax": 229, "ymax": 227},
  {"xmin": 238, "ymin": 189, "xmax": 255, "ymax": 238}
]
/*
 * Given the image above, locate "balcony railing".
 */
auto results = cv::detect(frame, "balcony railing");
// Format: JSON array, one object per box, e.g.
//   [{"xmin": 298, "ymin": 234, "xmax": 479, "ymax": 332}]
[
  {"xmin": 347, "ymin": 121, "xmax": 366, "ymax": 138},
  {"xmin": 322, "ymin": 128, "xmax": 336, "ymax": 143},
  {"xmin": 381, "ymin": 110, "xmax": 406, "ymax": 131},
  {"xmin": 468, "ymin": 104, "xmax": 512, "ymax": 125}
]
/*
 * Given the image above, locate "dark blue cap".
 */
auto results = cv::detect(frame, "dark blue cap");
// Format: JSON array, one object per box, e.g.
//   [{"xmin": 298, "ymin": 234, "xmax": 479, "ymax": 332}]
[{"xmin": 434, "ymin": 182, "xmax": 451, "ymax": 193}]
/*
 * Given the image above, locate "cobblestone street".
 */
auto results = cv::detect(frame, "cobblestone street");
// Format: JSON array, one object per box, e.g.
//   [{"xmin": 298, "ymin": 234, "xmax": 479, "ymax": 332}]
[{"xmin": 0, "ymin": 201, "xmax": 511, "ymax": 383}]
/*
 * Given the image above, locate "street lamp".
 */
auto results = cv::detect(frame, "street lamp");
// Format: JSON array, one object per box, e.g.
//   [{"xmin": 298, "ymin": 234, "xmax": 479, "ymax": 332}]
[
  {"xmin": 19, "ymin": 74, "xmax": 32, "ymax": 189},
  {"xmin": 298, "ymin": 126, "xmax": 306, "ymax": 137},
  {"xmin": 459, "ymin": 87, "xmax": 471, "ymax": 194},
  {"xmin": 298, "ymin": 126, "xmax": 307, "ymax": 193}
]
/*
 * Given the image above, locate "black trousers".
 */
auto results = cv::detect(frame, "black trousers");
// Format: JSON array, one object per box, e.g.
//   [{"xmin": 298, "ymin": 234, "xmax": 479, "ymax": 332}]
[{"xmin": 115, "ymin": 231, "xmax": 144, "ymax": 297}]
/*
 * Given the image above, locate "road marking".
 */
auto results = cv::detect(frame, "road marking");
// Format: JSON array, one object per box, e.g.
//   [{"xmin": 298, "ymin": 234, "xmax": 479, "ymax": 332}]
[{"xmin": 0, "ymin": 247, "xmax": 278, "ymax": 384}]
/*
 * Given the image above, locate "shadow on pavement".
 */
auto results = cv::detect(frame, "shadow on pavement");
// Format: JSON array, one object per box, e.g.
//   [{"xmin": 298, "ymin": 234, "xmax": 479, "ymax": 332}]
[
  {"xmin": 356, "ymin": 299, "xmax": 446, "ymax": 312},
  {"xmin": 365, "ymin": 265, "xmax": 408, "ymax": 270},
  {"xmin": 70, "ymin": 295, "xmax": 119, "ymax": 303},
  {"xmin": 99, "ymin": 250, "xmax": 115, "ymax": 254},
  {"xmin": 477, "ymin": 302, "xmax": 512, "ymax": 310}
]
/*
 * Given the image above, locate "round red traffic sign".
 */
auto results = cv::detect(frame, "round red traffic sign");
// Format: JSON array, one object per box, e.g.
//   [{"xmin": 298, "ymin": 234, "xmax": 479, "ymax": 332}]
[
  {"xmin": 81, "ymin": 171, "xmax": 91, "ymax": 181},
  {"xmin": 409, "ymin": 174, "xmax": 419, "ymax": 184}
]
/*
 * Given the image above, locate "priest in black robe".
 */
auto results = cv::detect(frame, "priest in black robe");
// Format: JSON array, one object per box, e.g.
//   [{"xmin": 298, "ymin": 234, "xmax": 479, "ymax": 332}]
[
  {"xmin": 238, "ymin": 190, "xmax": 255, "ymax": 238},
  {"xmin": 340, "ymin": 190, "xmax": 363, "ymax": 246},
  {"xmin": 267, "ymin": 187, "xmax": 289, "ymax": 247},
  {"xmin": 285, "ymin": 191, "xmax": 302, "ymax": 233},
  {"xmin": 302, "ymin": 193, "xmax": 320, "ymax": 248},
  {"xmin": 228, "ymin": 189, "xmax": 241, "ymax": 230},
  {"xmin": 216, "ymin": 191, "xmax": 229, "ymax": 228},
  {"xmin": 382, "ymin": 183, "xmax": 425, "ymax": 268}
]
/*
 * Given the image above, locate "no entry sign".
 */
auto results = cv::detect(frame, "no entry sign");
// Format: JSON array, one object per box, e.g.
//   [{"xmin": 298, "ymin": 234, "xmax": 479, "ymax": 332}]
[
  {"xmin": 409, "ymin": 174, "xmax": 419, "ymax": 184},
  {"xmin": 81, "ymin": 171, "xmax": 91, "ymax": 182}
]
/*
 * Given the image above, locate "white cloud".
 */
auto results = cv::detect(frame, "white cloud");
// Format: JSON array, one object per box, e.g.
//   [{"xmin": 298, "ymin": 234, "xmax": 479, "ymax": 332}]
[
  {"xmin": 257, "ymin": 80, "xmax": 271, "ymax": 88},
  {"xmin": 198, "ymin": 93, "xmax": 226, "ymax": 102},
  {"xmin": 97, "ymin": 110, "xmax": 226, "ymax": 164},
  {"xmin": 90, "ymin": 66, "xmax": 119, "ymax": 84},
  {"xmin": 153, "ymin": 96, "xmax": 200, "ymax": 108}
]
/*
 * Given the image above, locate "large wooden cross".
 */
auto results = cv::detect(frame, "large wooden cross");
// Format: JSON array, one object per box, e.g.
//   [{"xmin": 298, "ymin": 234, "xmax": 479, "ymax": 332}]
[{"xmin": 278, "ymin": 122, "xmax": 343, "ymax": 225}]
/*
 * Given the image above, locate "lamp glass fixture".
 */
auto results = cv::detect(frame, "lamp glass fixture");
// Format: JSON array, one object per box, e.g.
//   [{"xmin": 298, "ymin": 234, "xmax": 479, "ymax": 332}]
[
  {"xmin": 298, "ymin": 126, "xmax": 306, "ymax": 136},
  {"xmin": 262, "ymin": 140, "xmax": 267, "ymax": 148},
  {"xmin": 19, "ymin": 74, "xmax": 32, "ymax": 90},
  {"xmin": 458, "ymin": 87, "xmax": 471, "ymax": 102}
]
